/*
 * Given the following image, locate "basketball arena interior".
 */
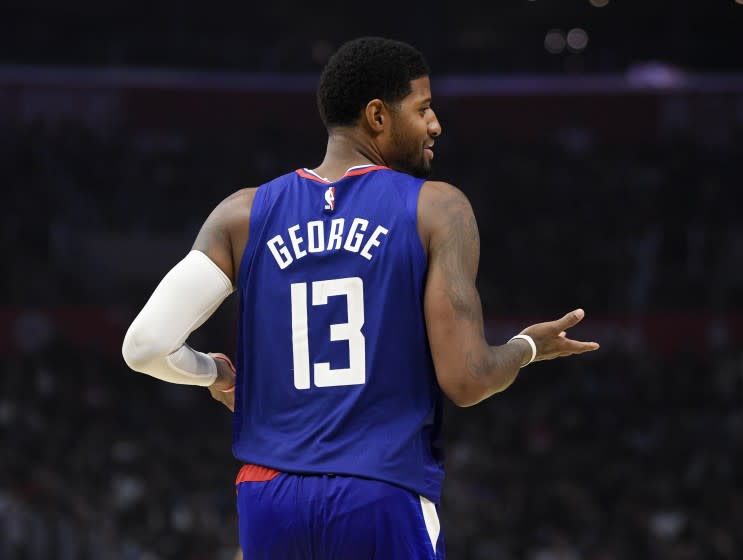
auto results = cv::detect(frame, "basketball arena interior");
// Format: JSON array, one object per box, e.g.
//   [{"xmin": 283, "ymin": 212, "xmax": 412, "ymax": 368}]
[{"xmin": 2, "ymin": 2, "xmax": 742, "ymax": 558}]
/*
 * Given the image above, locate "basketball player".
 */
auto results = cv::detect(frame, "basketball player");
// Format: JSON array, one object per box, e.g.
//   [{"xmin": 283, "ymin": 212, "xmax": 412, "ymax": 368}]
[{"xmin": 122, "ymin": 37, "xmax": 599, "ymax": 559}]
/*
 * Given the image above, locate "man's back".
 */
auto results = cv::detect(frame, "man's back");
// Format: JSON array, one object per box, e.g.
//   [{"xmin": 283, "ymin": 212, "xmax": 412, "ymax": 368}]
[{"xmin": 233, "ymin": 164, "xmax": 444, "ymax": 502}]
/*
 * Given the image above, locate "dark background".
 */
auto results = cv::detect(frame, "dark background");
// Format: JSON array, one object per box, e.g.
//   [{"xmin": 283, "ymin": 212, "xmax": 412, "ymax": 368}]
[{"xmin": 2, "ymin": 1, "xmax": 743, "ymax": 558}]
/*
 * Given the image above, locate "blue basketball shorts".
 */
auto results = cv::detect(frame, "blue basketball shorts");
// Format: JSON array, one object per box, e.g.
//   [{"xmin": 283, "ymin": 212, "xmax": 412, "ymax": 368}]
[{"xmin": 236, "ymin": 471, "xmax": 445, "ymax": 559}]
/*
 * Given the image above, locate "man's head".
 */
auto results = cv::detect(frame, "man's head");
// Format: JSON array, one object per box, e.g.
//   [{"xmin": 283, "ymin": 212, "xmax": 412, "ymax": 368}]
[{"xmin": 317, "ymin": 37, "xmax": 442, "ymax": 178}]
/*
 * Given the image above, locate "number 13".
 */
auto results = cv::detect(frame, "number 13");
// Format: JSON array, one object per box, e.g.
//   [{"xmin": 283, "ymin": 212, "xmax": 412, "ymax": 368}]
[{"xmin": 290, "ymin": 277, "xmax": 366, "ymax": 390}]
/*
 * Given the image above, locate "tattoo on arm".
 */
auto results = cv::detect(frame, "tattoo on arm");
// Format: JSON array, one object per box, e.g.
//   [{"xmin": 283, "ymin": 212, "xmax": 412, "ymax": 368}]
[
  {"xmin": 438, "ymin": 190, "xmax": 481, "ymax": 323},
  {"xmin": 466, "ymin": 348, "xmax": 496, "ymax": 377},
  {"xmin": 434, "ymin": 188, "xmax": 493, "ymax": 378},
  {"xmin": 425, "ymin": 184, "xmax": 525, "ymax": 400}
]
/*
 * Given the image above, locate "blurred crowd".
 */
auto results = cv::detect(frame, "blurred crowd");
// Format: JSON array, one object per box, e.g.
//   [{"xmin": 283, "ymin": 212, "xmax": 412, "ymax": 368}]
[
  {"xmin": 3, "ymin": 119, "xmax": 742, "ymax": 312},
  {"xmin": 443, "ymin": 346, "xmax": 743, "ymax": 560},
  {"xmin": 0, "ymin": 339, "xmax": 239, "ymax": 560},
  {"xmin": 1, "ymin": 334, "xmax": 741, "ymax": 559},
  {"xmin": 1, "ymin": 116, "xmax": 742, "ymax": 559}
]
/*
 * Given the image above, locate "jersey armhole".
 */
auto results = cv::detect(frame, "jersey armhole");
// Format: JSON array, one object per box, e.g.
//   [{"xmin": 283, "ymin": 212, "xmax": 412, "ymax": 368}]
[
  {"xmin": 237, "ymin": 184, "xmax": 268, "ymax": 288},
  {"xmin": 407, "ymin": 178, "xmax": 428, "ymax": 266}
]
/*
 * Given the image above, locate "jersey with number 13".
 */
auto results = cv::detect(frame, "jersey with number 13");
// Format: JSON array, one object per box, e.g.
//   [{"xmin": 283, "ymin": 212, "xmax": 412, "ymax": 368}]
[{"xmin": 233, "ymin": 165, "xmax": 444, "ymax": 503}]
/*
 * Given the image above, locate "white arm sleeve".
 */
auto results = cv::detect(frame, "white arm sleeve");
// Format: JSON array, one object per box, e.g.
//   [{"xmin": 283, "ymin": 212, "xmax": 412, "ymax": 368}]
[{"xmin": 122, "ymin": 250, "xmax": 235, "ymax": 386}]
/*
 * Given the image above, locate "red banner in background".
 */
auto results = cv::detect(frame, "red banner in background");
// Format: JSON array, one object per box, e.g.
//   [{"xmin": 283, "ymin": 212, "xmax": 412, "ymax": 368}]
[{"xmin": 1, "ymin": 308, "xmax": 741, "ymax": 357}]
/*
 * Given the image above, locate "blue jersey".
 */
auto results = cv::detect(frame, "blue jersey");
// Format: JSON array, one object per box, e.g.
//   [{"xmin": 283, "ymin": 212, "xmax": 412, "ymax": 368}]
[{"xmin": 233, "ymin": 165, "xmax": 444, "ymax": 503}]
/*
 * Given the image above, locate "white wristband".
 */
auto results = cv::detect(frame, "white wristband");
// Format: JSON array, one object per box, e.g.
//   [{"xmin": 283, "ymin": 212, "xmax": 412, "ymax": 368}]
[{"xmin": 508, "ymin": 334, "xmax": 537, "ymax": 366}]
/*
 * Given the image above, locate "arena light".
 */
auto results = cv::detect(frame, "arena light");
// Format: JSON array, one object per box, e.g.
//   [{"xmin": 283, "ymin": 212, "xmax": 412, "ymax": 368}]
[
  {"xmin": 544, "ymin": 29, "xmax": 566, "ymax": 54},
  {"xmin": 589, "ymin": 0, "xmax": 609, "ymax": 7},
  {"xmin": 566, "ymin": 28, "xmax": 589, "ymax": 52}
]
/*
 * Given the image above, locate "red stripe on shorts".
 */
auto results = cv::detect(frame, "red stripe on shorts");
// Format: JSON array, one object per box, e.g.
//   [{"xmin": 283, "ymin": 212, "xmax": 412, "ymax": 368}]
[{"xmin": 235, "ymin": 463, "xmax": 282, "ymax": 484}]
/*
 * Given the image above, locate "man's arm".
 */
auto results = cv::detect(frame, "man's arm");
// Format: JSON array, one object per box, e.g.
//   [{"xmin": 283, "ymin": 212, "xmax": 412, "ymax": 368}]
[
  {"xmin": 419, "ymin": 181, "xmax": 599, "ymax": 407},
  {"xmin": 191, "ymin": 188, "xmax": 256, "ymax": 286},
  {"xmin": 122, "ymin": 188, "xmax": 256, "ymax": 399}
]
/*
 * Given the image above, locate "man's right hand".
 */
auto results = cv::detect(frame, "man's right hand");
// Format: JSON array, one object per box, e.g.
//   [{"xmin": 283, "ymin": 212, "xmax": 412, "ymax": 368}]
[
  {"xmin": 208, "ymin": 353, "xmax": 237, "ymax": 412},
  {"xmin": 519, "ymin": 308, "xmax": 600, "ymax": 364}
]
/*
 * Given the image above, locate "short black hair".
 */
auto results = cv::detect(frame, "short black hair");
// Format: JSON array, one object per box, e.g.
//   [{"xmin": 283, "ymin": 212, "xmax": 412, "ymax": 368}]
[{"xmin": 317, "ymin": 37, "xmax": 430, "ymax": 129}]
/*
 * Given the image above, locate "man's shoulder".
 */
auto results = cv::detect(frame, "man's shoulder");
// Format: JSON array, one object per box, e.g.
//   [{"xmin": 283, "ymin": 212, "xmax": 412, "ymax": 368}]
[
  {"xmin": 418, "ymin": 180, "xmax": 471, "ymax": 218},
  {"xmin": 219, "ymin": 169, "xmax": 301, "ymax": 227},
  {"xmin": 216, "ymin": 187, "xmax": 258, "ymax": 217},
  {"xmin": 419, "ymin": 180, "xmax": 465, "ymax": 199},
  {"xmin": 417, "ymin": 180, "xmax": 474, "ymax": 248},
  {"xmin": 253, "ymin": 169, "xmax": 309, "ymax": 197}
]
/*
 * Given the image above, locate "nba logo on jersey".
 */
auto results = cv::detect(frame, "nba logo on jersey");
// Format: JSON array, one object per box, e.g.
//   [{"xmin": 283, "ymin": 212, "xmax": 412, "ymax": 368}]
[{"xmin": 324, "ymin": 186, "xmax": 336, "ymax": 214}]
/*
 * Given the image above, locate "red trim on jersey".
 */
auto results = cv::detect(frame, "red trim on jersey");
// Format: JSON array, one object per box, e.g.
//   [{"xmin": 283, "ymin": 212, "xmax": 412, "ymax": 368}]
[
  {"xmin": 344, "ymin": 165, "xmax": 389, "ymax": 177},
  {"xmin": 235, "ymin": 463, "xmax": 282, "ymax": 484},
  {"xmin": 295, "ymin": 165, "xmax": 390, "ymax": 184},
  {"xmin": 295, "ymin": 168, "xmax": 328, "ymax": 183}
]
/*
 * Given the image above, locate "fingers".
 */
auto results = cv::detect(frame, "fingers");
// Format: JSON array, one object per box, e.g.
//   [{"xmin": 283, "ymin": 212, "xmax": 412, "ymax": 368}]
[
  {"xmin": 561, "ymin": 338, "xmax": 600, "ymax": 354},
  {"xmin": 520, "ymin": 309, "xmax": 599, "ymax": 362},
  {"xmin": 554, "ymin": 308, "xmax": 585, "ymax": 332}
]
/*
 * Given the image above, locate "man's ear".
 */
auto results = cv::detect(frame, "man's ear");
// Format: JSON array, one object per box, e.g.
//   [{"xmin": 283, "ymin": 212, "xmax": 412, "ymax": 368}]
[{"xmin": 363, "ymin": 99, "xmax": 387, "ymax": 133}]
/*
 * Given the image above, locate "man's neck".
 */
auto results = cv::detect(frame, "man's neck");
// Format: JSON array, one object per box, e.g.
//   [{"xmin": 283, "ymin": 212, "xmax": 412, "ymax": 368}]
[{"xmin": 312, "ymin": 129, "xmax": 387, "ymax": 181}]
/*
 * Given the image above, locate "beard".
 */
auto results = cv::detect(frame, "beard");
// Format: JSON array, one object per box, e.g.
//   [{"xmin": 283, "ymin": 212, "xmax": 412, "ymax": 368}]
[
  {"xmin": 389, "ymin": 127, "xmax": 434, "ymax": 179},
  {"xmin": 408, "ymin": 157, "xmax": 433, "ymax": 179}
]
